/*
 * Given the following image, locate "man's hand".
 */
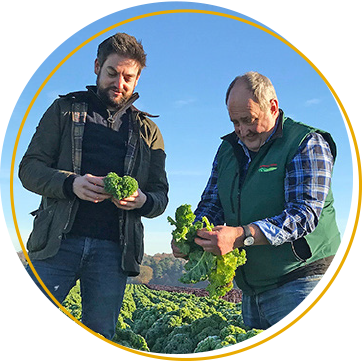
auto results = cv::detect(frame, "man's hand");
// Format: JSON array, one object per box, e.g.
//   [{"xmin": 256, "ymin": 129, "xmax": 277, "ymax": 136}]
[
  {"xmin": 73, "ymin": 174, "xmax": 110, "ymax": 203},
  {"xmin": 171, "ymin": 239, "xmax": 188, "ymax": 259},
  {"xmin": 111, "ymin": 188, "xmax": 147, "ymax": 210},
  {"xmin": 195, "ymin": 225, "xmax": 244, "ymax": 256},
  {"xmin": 195, "ymin": 224, "xmax": 270, "ymax": 254}
]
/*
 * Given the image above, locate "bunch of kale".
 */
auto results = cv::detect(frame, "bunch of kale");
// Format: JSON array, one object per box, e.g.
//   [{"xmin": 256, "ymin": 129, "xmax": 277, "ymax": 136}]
[
  {"xmin": 104, "ymin": 172, "xmax": 138, "ymax": 200},
  {"xmin": 167, "ymin": 204, "xmax": 246, "ymax": 297}
]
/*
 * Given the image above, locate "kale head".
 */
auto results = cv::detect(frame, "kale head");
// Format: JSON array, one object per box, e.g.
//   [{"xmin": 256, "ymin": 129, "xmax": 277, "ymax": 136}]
[{"xmin": 104, "ymin": 172, "xmax": 138, "ymax": 200}]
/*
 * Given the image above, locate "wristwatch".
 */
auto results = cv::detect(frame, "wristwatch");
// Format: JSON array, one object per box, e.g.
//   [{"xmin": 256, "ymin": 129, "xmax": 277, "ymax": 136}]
[{"xmin": 242, "ymin": 225, "xmax": 255, "ymax": 246}]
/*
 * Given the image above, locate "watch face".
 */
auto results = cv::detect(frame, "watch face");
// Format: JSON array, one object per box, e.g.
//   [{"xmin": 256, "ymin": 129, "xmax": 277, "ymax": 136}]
[{"xmin": 244, "ymin": 236, "xmax": 255, "ymax": 246}]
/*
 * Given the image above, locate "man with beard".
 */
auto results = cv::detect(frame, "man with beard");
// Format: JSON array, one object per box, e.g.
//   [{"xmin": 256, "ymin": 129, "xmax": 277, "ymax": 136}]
[{"xmin": 19, "ymin": 33, "xmax": 169, "ymax": 339}]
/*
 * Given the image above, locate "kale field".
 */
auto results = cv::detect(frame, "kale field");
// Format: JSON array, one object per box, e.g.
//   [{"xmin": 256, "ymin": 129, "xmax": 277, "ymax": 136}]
[{"xmin": 62, "ymin": 283, "xmax": 263, "ymax": 354}]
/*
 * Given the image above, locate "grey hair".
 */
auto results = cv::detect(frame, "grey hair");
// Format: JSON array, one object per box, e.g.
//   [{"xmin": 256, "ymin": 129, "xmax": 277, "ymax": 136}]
[{"xmin": 225, "ymin": 71, "xmax": 277, "ymax": 111}]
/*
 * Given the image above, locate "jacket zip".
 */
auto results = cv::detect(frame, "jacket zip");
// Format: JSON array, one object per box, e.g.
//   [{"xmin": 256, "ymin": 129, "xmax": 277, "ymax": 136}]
[
  {"xmin": 125, "ymin": 111, "xmax": 141, "ymax": 176},
  {"xmin": 63, "ymin": 199, "xmax": 76, "ymax": 232},
  {"xmin": 88, "ymin": 87, "xmax": 139, "ymax": 129},
  {"xmin": 236, "ymin": 153, "xmax": 256, "ymax": 295},
  {"xmin": 230, "ymin": 171, "xmax": 239, "ymax": 214},
  {"xmin": 105, "ymin": 93, "xmax": 140, "ymax": 129}
]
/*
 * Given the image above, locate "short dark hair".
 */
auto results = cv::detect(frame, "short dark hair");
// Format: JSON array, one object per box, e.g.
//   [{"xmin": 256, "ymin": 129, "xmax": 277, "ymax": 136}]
[{"xmin": 97, "ymin": 33, "xmax": 147, "ymax": 74}]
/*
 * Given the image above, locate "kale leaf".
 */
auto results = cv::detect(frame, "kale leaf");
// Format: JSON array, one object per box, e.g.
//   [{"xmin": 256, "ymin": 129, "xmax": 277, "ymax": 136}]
[{"xmin": 168, "ymin": 204, "xmax": 247, "ymax": 297}]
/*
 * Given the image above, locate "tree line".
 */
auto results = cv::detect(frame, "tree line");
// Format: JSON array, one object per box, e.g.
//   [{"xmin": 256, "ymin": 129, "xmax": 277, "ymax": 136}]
[
  {"xmin": 18, "ymin": 251, "xmax": 206, "ymax": 288},
  {"xmin": 131, "ymin": 253, "xmax": 208, "ymax": 288}
]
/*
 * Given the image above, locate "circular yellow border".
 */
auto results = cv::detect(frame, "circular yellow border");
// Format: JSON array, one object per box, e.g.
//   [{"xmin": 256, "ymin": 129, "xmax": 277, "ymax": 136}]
[{"xmin": 9, "ymin": 8, "xmax": 361, "ymax": 361}]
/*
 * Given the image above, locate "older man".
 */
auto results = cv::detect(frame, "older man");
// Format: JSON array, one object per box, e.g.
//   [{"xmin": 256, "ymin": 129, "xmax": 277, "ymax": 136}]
[{"xmin": 173, "ymin": 71, "xmax": 340, "ymax": 329}]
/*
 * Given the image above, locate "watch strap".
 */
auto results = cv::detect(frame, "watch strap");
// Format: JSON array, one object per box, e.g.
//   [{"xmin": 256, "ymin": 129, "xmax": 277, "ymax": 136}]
[
  {"xmin": 242, "ymin": 224, "xmax": 252, "ymax": 238},
  {"xmin": 242, "ymin": 224, "xmax": 255, "ymax": 246}
]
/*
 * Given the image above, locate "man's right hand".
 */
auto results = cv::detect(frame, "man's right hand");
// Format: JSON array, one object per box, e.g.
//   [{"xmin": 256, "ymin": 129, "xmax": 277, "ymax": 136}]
[{"xmin": 73, "ymin": 174, "xmax": 110, "ymax": 203}]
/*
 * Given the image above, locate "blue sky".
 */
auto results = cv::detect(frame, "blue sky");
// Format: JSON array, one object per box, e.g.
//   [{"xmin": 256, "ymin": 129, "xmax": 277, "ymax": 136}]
[{"xmin": 1, "ymin": 2, "xmax": 353, "ymax": 256}]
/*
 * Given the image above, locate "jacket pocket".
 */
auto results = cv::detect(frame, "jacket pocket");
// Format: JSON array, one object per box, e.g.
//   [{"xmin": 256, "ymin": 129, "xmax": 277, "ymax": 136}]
[
  {"xmin": 26, "ymin": 203, "xmax": 57, "ymax": 253},
  {"xmin": 134, "ymin": 219, "xmax": 144, "ymax": 264}
]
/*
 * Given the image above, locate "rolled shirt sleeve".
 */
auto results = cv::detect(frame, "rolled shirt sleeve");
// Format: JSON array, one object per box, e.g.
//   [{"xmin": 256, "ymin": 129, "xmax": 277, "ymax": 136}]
[{"xmin": 254, "ymin": 132, "xmax": 335, "ymax": 246}]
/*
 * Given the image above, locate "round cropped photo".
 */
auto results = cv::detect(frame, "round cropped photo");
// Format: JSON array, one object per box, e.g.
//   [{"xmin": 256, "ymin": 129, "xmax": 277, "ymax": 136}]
[{"xmin": 1, "ymin": 1, "xmax": 358, "ymax": 359}]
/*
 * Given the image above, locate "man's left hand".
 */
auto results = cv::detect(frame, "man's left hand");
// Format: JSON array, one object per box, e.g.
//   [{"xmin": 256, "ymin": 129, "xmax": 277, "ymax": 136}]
[{"xmin": 194, "ymin": 225, "xmax": 244, "ymax": 256}]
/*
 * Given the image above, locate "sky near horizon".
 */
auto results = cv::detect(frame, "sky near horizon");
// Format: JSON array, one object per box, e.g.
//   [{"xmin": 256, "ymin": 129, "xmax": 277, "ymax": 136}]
[{"xmin": 1, "ymin": 3, "xmax": 353, "ymax": 256}]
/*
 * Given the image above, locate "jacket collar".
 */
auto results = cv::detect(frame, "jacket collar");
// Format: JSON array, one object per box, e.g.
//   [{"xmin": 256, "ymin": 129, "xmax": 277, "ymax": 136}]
[{"xmin": 86, "ymin": 85, "xmax": 158, "ymax": 118}]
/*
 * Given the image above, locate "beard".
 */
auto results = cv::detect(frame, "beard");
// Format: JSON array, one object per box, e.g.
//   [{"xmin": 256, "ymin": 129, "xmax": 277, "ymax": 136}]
[{"xmin": 96, "ymin": 79, "xmax": 132, "ymax": 110}]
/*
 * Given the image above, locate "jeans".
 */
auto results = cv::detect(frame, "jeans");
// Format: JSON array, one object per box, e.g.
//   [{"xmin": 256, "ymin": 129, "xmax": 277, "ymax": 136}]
[
  {"xmin": 26, "ymin": 235, "xmax": 128, "ymax": 340},
  {"xmin": 242, "ymin": 275, "xmax": 323, "ymax": 330}
]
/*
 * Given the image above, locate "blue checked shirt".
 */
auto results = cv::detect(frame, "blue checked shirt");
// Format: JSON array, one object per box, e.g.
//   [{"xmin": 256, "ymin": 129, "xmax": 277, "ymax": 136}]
[{"xmin": 194, "ymin": 127, "xmax": 335, "ymax": 246}]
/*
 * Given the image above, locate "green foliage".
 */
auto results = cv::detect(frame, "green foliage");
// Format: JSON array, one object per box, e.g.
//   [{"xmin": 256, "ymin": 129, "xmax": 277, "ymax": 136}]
[
  {"xmin": 63, "ymin": 283, "xmax": 262, "ymax": 354},
  {"xmin": 219, "ymin": 325, "xmax": 246, "ymax": 339},
  {"xmin": 62, "ymin": 281, "xmax": 82, "ymax": 320},
  {"xmin": 162, "ymin": 333, "xmax": 195, "ymax": 354},
  {"xmin": 190, "ymin": 314, "xmax": 227, "ymax": 338},
  {"xmin": 113, "ymin": 327, "xmax": 150, "ymax": 352},
  {"xmin": 168, "ymin": 204, "xmax": 247, "ymax": 297},
  {"xmin": 180, "ymin": 249, "xmax": 215, "ymax": 284},
  {"xmin": 236, "ymin": 328, "xmax": 264, "ymax": 343},
  {"xmin": 194, "ymin": 336, "xmax": 222, "ymax": 353},
  {"xmin": 167, "ymin": 204, "xmax": 200, "ymax": 256},
  {"xmin": 103, "ymin": 172, "xmax": 138, "ymax": 200},
  {"xmin": 207, "ymin": 248, "xmax": 247, "ymax": 297}
]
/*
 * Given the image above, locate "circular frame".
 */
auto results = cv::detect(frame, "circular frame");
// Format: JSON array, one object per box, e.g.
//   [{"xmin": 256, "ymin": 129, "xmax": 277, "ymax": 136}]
[{"xmin": 10, "ymin": 9, "xmax": 362, "ymax": 361}]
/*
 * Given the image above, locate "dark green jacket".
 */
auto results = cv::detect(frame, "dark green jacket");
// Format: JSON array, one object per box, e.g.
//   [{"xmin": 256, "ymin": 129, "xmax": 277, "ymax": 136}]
[
  {"xmin": 217, "ymin": 116, "xmax": 340, "ymax": 295},
  {"xmin": 18, "ymin": 89, "xmax": 169, "ymax": 276}
]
